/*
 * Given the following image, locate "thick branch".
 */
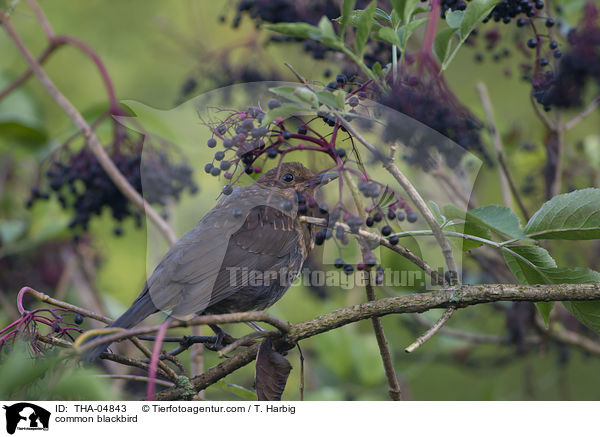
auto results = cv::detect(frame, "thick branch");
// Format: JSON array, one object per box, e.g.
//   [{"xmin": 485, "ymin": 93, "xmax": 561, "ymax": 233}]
[{"xmin": 155, "ymin": 283, "xmax": 600, "ymax": 399}]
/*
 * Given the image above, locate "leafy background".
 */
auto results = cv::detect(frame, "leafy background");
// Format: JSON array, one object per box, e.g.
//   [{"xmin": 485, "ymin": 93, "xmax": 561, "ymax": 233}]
[{"xmin": 1, "ymin": 0, "xmax": 599, "ymax": 400}]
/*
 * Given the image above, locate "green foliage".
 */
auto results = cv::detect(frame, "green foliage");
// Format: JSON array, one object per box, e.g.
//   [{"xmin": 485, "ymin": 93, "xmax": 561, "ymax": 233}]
[
  {"xmin": 524, "ymin": 188, "xmax": 600, "ymax": 240},
  {"xmin": 434, "ymin": 0, "xmax": 503, "ymax": 70},
  {"xmin": 0, "ymin": 342, "xmax": 117, "ymax": 400}
]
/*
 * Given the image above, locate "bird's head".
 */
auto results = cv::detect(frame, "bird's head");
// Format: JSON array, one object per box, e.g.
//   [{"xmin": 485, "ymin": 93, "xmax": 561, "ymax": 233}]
[{"xmin": 255, "ymin": 162, "xmax": 338, "ymax": 193}]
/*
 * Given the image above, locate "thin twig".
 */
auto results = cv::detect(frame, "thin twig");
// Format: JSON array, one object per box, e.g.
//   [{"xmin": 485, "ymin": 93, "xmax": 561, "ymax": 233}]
[
  {"xmin": 405, "ymin": 307, "xmax": 455, "ymax": 353},
  {"xmin": 299, "ymin": 216, "xmax": 444, "ymax": 285},
  {"xmin": 339, "ymin": 121, "xmax": 459, "ymax": 280},
  {"xmin": 344, "ymin": 174, "xmax": 402, "ymax": 401},
  {"xmin": 95, "ymin": 374, "xmax": 175, "ymax": 388},
  {"xmin": 365, "ymin": 270, "xmax": 402, "ymax": 400},
  {"xmin": 564, "ymin": 96, "xmax": 600, "ymax": 131}
]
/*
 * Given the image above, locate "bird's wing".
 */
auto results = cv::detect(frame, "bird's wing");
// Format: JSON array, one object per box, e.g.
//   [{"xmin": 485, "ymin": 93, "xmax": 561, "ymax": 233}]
[{"xmin": 144, "ymin": 185, "xmax": 302, "ymax": 317}]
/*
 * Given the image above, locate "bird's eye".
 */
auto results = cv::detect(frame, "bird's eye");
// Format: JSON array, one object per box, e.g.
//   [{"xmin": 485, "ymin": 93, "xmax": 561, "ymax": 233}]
[{"xmin": 282, "ymin": 173, "xmax": 294, "ymax": 183}]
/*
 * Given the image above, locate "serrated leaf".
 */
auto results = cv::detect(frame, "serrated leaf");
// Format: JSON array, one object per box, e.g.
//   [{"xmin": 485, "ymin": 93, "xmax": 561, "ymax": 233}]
[
  {"xmin": 397, "ymin": 17, "xmax": 428, "ymax": 46},
  {"xmin": 446, "ymin": 10, "xmax": 465, "ymax": 28},
  {"xmin": 524, "ymin": 188, "xmax": 600, "ymax": 240},
  {"xmin": 264, "ymin": 22, "xmax": 321, "ymax": 40},
  {"xmin": 433, "ymin": 27, "xmax": 457, "ymax": 64},
  {"xmin": 374, "ymin": 26, "xmax": 402, "ymax": 46},
  {"xmin": 356, "ymin": 0, "xmax": 377, "ymax": 56},
  {"xmin": 339, "ymin": 0, "xmax": 357, "ymax": 36}
]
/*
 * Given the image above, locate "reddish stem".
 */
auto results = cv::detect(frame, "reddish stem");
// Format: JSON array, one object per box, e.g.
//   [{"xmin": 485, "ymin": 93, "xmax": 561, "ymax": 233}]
[{"xmin": 146, "ymin": 319, "xmax": 170, "ymax": 401}]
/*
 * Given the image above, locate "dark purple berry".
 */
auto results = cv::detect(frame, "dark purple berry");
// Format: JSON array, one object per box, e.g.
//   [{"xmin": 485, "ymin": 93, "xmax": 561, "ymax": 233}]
[
  {"xmin": 215, "ymin": 151, "xmax": 225, "ymax": 161},
  {"xmin": 210, "ymin": 167, "xmax": 221, "ymax": 176},
  {"xmin": 343, "ymin": 264, "xmax": 354, "ymax": 275},
  {"xmin": 388, "ymin": 235, "xmax": 399, "ymax": 245},
  {"xmin": 222, "ymin": 184, "xmax": 233, "ymax": 195},
  {"xmin": 267, "ymin": 99, "xmax": 281, "ymax": 109},
  {"xmin": 527, "ymin": 38, "xmax": 538, "ymax": 49},
  {"xmin": 334, "ymin": 258, "xmax": 344, "ymax": 269},
  {"xmin": 407, "ymin": 211, "xmax": 418, "ymax": 223},
  {"xmin": 381, "ymin": 225, "xmax": 392, "ymax": 236},
  {"xmin": 207, "ymin": 138, "xmax": 217, "ymax": 148},
  {"xmin": 204, "ymin": 163, "xmax": 214, "ymax": 173}
]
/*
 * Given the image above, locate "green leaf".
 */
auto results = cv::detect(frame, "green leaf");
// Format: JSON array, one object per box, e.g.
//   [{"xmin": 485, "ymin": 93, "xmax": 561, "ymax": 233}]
[
  {"xmin": 503, "ymin": 245, "xmax": 600, "ymax": 331},
  {"xmin": 264, "ymin": 22, "xmax": 321, "ymax": 40},
  {"xmin": 372, "ymin": 61, "xmax": 383, "ymax": 78},
  {"xmin": 333, "ymin": 9, "xmax": 383, "ymax": 32},
  {"xmin": 397, "ymin": 17, "xmax": 428, "ymax": 46},
  {"xmin": 446, "ymin": 10, "xmax": 465, "ymax": 28},
  {"xmin": 446, "ymin": 204, "xmax": 528, "ymax": 240},
  {"xmin": 459, "ymin": 0, "xmax": 502, "ymax": 39},
  {"xmin": 391, "ymin": 0, "xmax": 420, "ymax": 24},
  {"xmin": 503, "ymin": 245, "xmax": 557, "ymax": 284},
  {"xmin": 429, "ymin": 201, "xmax": 445, "ymax": 224},
  {"xmin": 374, "ymin": 26, "xmax": 402, "ymax": 46},
  {"xmin": 293, "ymin": 86, "xmax": 319, "ymax": 107},
  {"xmin": 316, "ymin": 90, "xmax": 344, "ymax": 109},
  {"xmin": 356, "ymin": 0, "xmax": 377, "ymax": 56},
  {"xmin": 0, "ymin": 73, "xmax": 47, "ymax": 149},
  {"xmin": 374, "ymin": 8, "xmax": 392, "ymax": 22},
  {"xmin": 339, "ymin": 0, "xmax": 357, "ymax": 36},
  {"xmin": 439, "ymin": 0, "xmax": 503, "ymax": 70},
  {"xmin": 317, "ymin": 16, "xmax": 343, "ymax": 48},
  {"xmin": 433, "ymin": 27, "xmax": 457, "ymax": 64},
  {"xmin": 524, "ymin": 188, "xmax": 600, "ymax": 240},
  {"xmin": 562, "ymin": 301, "xmax": 600, "ymax": 335},
  {"xmin": 262, "ymin": 103, "xmax": 307, "ymax": 126}
]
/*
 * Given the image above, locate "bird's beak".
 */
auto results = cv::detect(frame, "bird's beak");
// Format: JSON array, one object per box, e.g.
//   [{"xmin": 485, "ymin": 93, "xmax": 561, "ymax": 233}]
[{"xmin": 315, "ymin": 172, "xmax": 338, "ymax": 186}]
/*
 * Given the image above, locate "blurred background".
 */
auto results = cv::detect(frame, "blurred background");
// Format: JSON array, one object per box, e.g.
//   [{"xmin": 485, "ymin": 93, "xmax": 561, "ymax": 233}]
[{"xmin": 1, "ymin": 0, "xmax": 599, "ymax": 400}]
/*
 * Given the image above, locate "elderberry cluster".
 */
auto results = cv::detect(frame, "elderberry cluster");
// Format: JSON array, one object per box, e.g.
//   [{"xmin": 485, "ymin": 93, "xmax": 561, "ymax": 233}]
[
  {"xmin": 27, "ymin": 138, "xmax": 197, "ymax": 237},
  {"xmin": 532, "ymin": 3, "xmax": 600, "ymax": 110},
  {"xmin": 441, "ymin": 0, "xmax": 545, "ymax": 24},
  {"xmin": 379, "ymin": 72, "xmax": 490, "ymax": 169}
]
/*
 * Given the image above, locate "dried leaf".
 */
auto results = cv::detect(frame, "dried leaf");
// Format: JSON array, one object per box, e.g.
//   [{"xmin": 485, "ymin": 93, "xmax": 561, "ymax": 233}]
[{"xmin": 255, "ymin": 338, "xmax": 292, "ymax": 401}]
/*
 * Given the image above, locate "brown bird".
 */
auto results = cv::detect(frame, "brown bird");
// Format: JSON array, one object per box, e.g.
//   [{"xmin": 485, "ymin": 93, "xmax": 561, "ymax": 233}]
[{"xmin": 83, "ymin": 162, "xmax": 336, "ymax": 360}]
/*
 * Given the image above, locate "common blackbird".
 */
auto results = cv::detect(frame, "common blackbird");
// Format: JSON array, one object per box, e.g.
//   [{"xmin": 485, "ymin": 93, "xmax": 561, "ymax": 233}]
[{"xmin": 83, "ymin": 162, "xmax": 337, "ymax": 360}]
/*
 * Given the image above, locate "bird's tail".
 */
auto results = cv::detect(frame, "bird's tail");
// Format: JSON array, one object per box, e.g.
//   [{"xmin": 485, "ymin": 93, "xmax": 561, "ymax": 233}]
[{"xmin": 82, "ymin": 292, "xmax": 157, "ymax": 362}]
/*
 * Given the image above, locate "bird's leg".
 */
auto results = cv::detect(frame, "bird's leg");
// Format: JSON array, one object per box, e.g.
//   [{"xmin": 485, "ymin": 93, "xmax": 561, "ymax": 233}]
[
  {"xmin": 245, "ymin": 321, "xmax": 265, "ymax": 332},
  {"xmin": 205, "ymin": 324, "xmax": 235, "ymax": 351}
]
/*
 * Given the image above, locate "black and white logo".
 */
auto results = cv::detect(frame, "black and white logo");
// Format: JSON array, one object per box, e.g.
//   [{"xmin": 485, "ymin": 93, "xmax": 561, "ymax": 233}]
[{"xmin": 3, "ymin": 403, "xmax": 50, "ymax": 434}]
